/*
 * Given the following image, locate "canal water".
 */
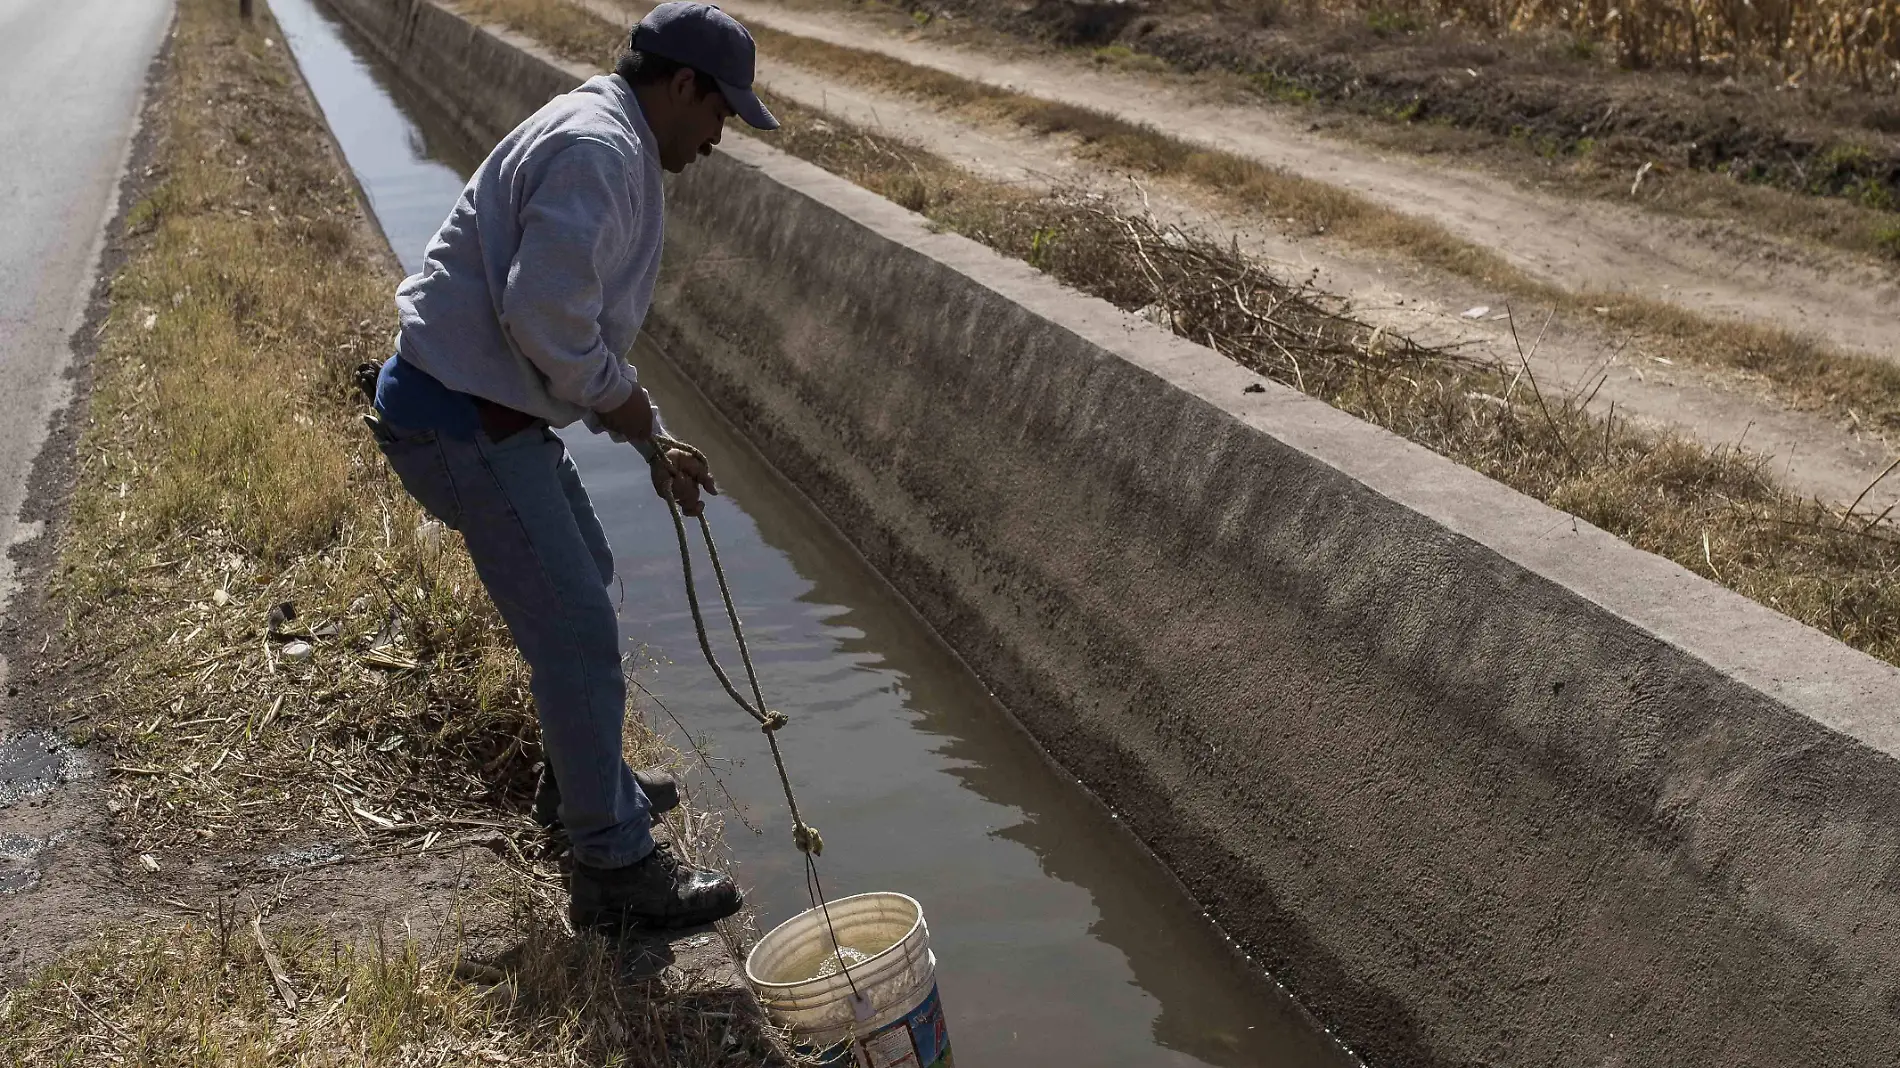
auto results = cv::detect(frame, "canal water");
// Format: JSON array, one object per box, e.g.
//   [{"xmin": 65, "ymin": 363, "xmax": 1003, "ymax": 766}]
[{"xmin": 272, "ymin": 0, "xmax": 1358, "ymax": 1062}]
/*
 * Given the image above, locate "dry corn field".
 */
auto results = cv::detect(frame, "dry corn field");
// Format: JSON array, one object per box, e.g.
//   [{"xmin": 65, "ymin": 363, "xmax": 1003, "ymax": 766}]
[{"xmin": 1315, "ymin": 0, "xmax": 1900, "ymax": 85}]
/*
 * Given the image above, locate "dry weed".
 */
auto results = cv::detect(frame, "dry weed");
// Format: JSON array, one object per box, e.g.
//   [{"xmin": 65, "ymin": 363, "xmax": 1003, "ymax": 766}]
[
  {"xmin": 0, "ymin": 899, "xmax": 794, "ymax": 1066},
  {"xmin": 1363, "ymin": 0, "xmax": 1900, "ymax": 87}
]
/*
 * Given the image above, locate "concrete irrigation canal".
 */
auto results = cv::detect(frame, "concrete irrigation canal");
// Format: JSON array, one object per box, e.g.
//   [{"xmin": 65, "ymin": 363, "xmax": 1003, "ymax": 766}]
[{"xmin": 275, "ymin": 0, "xmax": 1900, "ymax": 1063}]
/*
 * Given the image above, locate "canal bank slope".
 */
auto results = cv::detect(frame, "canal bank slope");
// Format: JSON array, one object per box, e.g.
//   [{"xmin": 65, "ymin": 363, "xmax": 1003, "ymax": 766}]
[{"xmin": 320, "ymin": 0, "xmax": 1900, "ymax": 1064}]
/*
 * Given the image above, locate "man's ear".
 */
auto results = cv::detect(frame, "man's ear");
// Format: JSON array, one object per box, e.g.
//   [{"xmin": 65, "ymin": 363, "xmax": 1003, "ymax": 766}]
[{"xmin": 670, "ymin": 66, "xmax": 699, "ymax": 102}]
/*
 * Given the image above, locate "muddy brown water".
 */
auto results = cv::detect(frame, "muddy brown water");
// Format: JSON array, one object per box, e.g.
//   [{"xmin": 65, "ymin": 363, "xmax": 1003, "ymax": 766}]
[{"xmin": 275, "ymin": 0, "xmax": 1359, "ymax": 1061}]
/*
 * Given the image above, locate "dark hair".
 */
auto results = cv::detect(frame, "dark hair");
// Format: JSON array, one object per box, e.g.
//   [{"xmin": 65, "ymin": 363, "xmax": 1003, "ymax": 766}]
[{"xmin": 615, "ymin": 46, "xmax": 719, "ymax": 97}]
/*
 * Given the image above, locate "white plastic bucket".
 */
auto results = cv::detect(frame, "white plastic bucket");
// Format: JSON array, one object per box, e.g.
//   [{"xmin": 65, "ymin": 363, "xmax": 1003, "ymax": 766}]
[{"xmin": 745, "ymin": 892, "xmax": 952, "ymax": 1067}]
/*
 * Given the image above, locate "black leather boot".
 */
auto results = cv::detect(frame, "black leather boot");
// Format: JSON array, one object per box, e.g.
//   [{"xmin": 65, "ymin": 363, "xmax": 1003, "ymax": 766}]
[
  {"xmin": 569, "ymin": 842, "xmax": 744, "ymax": 933},
  {"xmin": 534, "ymin": 764, "xmax": 680, "ymax": 832}
]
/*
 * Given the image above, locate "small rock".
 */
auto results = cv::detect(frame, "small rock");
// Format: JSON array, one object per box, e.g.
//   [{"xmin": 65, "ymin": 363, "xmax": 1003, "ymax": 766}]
[
  {"xmin": 139, "ymin": 854, "xmax": 160, "ymax": 872},
  {"xmin": 268, "ymin": 601, "xmax": 297, "ymax": 630},
  {"xmin": 213, "ymin": 589, "xmax": 231, "ymax": 607},
  {"xmin": 415, "ymin": 520, "xmax": 446, "ymax": 555},
  {"xmin": 1243, "ymin": 383, "xmax": 1266, "ymax": 394},
  {"xmin": 1461, "ymin": 305, "xmax": 1490, "ymax": 319},
  {"xmin": 281, "ymin": 641, "xmax": 314, "ymax": 661},
  {"xmin": 141, "ymin": 311, "xmax": 158, "ymax": 332}
]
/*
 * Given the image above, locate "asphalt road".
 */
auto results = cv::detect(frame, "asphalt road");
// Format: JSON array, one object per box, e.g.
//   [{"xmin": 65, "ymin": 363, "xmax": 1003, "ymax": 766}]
[
  {"xmin": 0, "ymin": 0, "xmax": 173, "ymax": 669},
  {"xmin": 0, "ymin": 0, "xmax": 173, "ymax": 965}
]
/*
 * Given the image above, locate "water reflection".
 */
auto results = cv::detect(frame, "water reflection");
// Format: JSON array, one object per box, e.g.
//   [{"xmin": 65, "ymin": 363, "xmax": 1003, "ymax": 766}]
[{"xmin": 271, "ymin": 0, "xmax": 479, "ymax": 273}]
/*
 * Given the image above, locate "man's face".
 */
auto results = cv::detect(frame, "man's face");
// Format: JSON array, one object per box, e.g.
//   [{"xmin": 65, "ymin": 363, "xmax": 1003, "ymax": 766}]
[{"xmin": 657, "ymin": 69, "xmax": 732, "ymax": 173}]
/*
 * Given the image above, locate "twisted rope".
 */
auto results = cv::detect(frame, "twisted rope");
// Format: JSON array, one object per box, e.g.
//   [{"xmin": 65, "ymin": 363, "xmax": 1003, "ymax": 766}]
[{"xmin": 648, "ymin": 434, "xmax": 858, "ymax": 996}]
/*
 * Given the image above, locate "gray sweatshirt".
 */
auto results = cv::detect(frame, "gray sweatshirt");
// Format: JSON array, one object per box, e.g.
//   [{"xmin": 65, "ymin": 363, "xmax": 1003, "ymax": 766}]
[{"xmin": 394, "ymin": 74, "xmax": 663, "ymax": 430}]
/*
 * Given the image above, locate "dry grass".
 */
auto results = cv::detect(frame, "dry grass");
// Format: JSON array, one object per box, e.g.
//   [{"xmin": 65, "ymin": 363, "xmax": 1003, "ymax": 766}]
[
  {"xmin": 745, "ymin": 26, "xmax": 1511, "ymax": 275},
  {"xmin": 0, "ymin": 904, "xmax": 772, "ymax": 1066},
  {"xmin": 1081, "ymin": 0, "xmax": 1900, "ymax": 85},
  {"xmin": 1339, "ymin": 0, "xmax": 1900, "ymax": 87},
  {"xmin": 455, "ymin": 0, "xmax": 625, "ymax": 69},
  {"xmin": 54, "ymin": 0, "xmax": 552, "ymax": 860},
  {"xmin": 18, "ymin": 0, "xmax": 793, "ymax": 1062}
]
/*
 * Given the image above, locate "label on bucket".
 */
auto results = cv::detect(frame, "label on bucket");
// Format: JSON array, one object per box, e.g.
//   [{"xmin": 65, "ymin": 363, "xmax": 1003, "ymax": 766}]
[{"xmin": 855, "ymin": 982, "xmax": 952, "ymax": 1068}]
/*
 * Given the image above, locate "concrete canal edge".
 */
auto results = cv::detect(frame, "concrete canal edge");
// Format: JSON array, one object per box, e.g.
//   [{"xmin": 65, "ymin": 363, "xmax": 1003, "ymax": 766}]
[{"xmin": 317, "ymin": 0, "xmax": 1900, "ymax": 1063}]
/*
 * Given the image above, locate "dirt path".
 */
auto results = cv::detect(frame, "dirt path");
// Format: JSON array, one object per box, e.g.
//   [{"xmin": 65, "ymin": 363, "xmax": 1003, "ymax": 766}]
[{"xmin": 706, "ymin": 0, "xmax": 1898, "ymax": 371}]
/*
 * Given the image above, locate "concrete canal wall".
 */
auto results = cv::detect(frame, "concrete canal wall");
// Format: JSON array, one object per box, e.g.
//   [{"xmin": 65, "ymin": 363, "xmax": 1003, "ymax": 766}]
[{"xmin": 313, "ymin": 0, "xmax": 1900, "ymax": 1063}]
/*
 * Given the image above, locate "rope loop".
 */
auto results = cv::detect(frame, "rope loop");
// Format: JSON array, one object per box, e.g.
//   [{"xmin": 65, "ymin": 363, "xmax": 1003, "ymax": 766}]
[{"xmin": 792, "ymin": 822, "xmax": 824, "ymax": 856}]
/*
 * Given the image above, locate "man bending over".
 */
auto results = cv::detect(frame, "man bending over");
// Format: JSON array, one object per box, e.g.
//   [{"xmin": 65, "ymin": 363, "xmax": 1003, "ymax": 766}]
[{"xmin": 367, "ymin": 2, "xmax": 777, "ymax": 934}]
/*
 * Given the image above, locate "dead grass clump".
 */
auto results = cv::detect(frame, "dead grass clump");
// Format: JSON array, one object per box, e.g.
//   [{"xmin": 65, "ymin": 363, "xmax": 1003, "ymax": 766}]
[
  {"xmin": 1377, "ymin": 0, "xmax": 1900, "ymax": 89},
  {"xmin": 1025, "ymin": 208, "xmax": 1900, "ymax": 665},
  {"xmin": 0, "ymin": 903, "xmax": 794, "ymax": 1066}
]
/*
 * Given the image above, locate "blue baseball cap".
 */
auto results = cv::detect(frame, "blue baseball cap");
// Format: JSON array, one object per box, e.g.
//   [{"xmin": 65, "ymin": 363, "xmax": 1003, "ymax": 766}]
[{"xmin": 631, "ymin": 2, "xmax": 779, "ymax": 131}]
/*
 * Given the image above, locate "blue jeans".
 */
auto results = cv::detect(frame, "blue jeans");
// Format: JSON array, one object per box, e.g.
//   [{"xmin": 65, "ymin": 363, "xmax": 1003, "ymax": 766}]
[{"xmin": 371, "ymin": 416, "xmax": 654, "ymax": 869}]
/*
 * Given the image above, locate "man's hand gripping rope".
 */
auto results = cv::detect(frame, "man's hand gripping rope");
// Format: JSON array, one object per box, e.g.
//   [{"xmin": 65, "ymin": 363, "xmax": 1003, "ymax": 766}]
[{"xmin": 645, "ymin": 434, "xmax": 822, "ymax": 857}]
